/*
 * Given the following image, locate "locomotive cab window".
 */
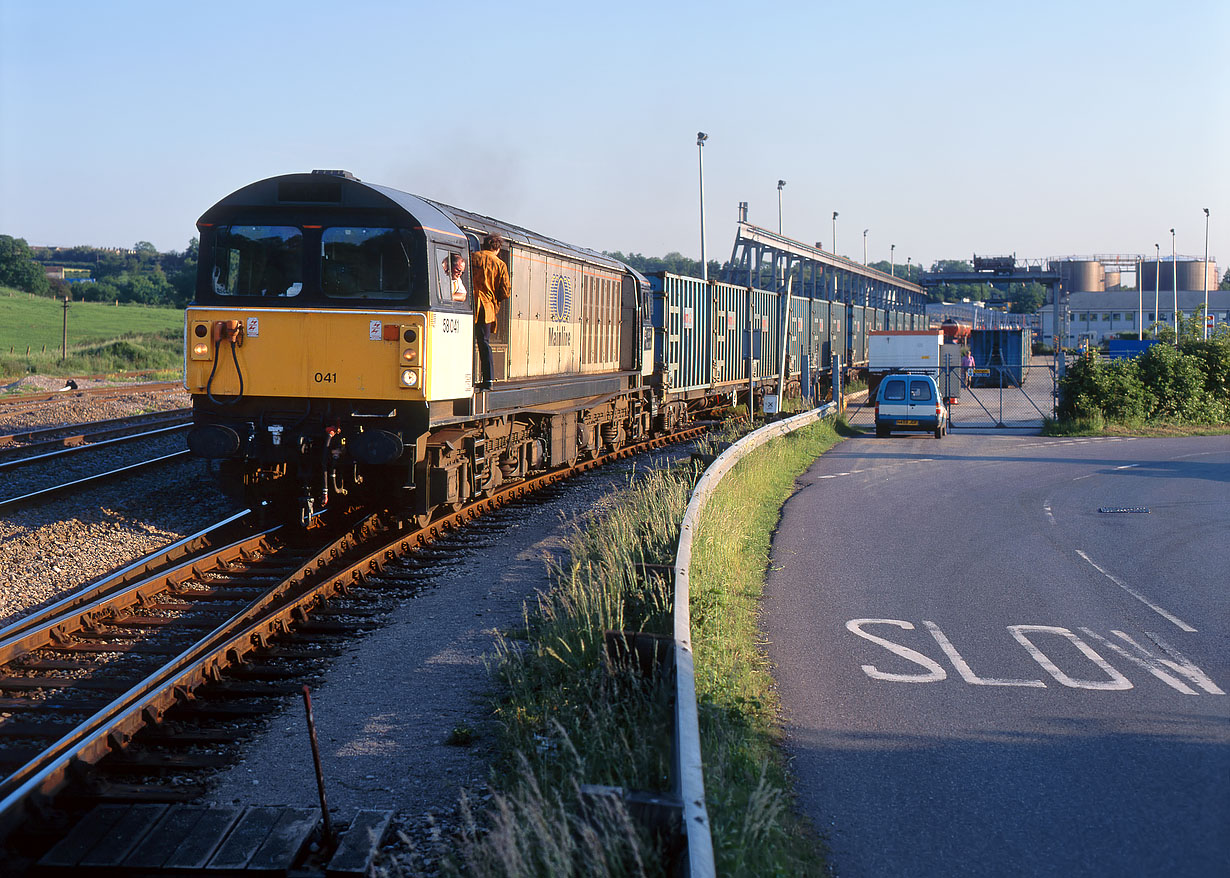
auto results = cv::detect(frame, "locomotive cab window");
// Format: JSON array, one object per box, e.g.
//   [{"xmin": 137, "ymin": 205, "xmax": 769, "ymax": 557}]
[
  {"xmin": 210, "ymin": 225, "xmax": 303, "ymax": 297},
  {"xmin": 435, "ymin": 248, "xmax": 469, "ymax": 305},
  {"xmin": 321, "ymin": 227, "xmax": 420, "ymax": 301}
]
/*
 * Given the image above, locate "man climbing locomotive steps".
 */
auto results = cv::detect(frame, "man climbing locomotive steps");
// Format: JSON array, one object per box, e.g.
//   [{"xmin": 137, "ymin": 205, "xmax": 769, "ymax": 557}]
[{"xmin": 469, "ymin": 232, "xmax": 511, "ymax": 391}]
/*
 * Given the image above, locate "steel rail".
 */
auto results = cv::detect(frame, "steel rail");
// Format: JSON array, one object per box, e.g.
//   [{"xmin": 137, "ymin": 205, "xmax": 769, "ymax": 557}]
[
  {"xmin": 0, "ymin": 513, "xmax": 383, "ymax": 837},
  {"xmin": 0, "ymin": 423, "xmax": 191, "ymax": 472},
  {"xmin": 0, "ymin": 450, "xmax": 191, "ymax": 512},
  {"xmin": 0, "ymin": 408, "xmax": 192, "ymax": 449},
  {"xmin": 672, "ymin": 403, "xmax": 836, "ymax": 877},
  {"xmin": 0, "ymin": 509, "xmax": 260, "ymax": 652},
  {"xmin": 0, "ymin": 381, "xmax": 183, "ymax": 405}
]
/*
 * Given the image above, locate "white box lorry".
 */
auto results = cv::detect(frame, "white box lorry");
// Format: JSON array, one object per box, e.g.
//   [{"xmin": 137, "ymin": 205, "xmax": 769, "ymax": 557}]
[{"xmin": 867, "ymin": 330, "xmax": 945, "ymax": 401}]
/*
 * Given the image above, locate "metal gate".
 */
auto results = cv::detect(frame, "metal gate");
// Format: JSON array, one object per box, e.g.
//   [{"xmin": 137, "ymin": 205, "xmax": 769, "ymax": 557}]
[{"xmin": 943, "ymin": 362, "xmax": 1057, "ymax": 428}]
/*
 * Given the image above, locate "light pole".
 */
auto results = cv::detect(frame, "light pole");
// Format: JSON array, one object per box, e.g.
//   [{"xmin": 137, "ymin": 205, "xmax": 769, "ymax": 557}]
[
  {"xmin": 777, "ymin": 180, "xmax": 785, "ymax": 235},
  {"xmin": 1203, "ymin": 208, "xmax": 1210, "ymax": 339},
  {"xmin": 863, "ymin": 229, "xmax": 868, "ymax": 266},
  {"xmin": 832, "ymin": 211, "xmax": 838, "ymax": 253},
  {"xmin": 891, "ymin": 244, "xmax": 896, "ymax": 277},
  {"xmin": 1154, "ymin": 243, "xmax": 1160, "ymax": 337},
  {"xmin": 1136, "ymin": 256, "xmax": 1142, "ymax": 341},
  {"xmin": 697, "ymin": 132, "xmax": 708, "ymax": 282},
  {"xmin": 1171, "ymin": 228, "xmax": 1178, "ymax": 342}
]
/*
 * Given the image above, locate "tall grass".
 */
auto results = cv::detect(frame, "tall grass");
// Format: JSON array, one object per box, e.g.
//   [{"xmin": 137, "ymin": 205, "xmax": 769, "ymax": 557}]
[
  {"xmin": 447, "ymin": 416, "xmax": 843, "ymax": 876},
  {"xmin": 689, "ymin": 418, "xmax": 844, "ymax": 876}
]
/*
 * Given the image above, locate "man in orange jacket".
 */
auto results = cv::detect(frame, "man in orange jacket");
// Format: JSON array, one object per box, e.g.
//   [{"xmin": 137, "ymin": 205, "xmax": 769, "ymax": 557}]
[{"xmin": 470, "ymin": 233, "xmax": 510, "ymax": 390}]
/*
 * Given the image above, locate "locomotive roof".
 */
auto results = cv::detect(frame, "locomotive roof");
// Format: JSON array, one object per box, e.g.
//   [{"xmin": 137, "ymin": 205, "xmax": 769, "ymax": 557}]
[{"xmin": 200, "ymin": 171, "xmax": 641, "ymax": 280}]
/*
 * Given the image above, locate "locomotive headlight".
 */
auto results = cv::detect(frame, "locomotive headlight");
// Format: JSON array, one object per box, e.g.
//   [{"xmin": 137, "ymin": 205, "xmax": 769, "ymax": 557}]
[
  {"xmin": 189, "ymin": 322, "xmax": 213, "ymax": 360},
  {"xmin": 397, "ymin": 322, "xmax": 424, "ymax": 386}
]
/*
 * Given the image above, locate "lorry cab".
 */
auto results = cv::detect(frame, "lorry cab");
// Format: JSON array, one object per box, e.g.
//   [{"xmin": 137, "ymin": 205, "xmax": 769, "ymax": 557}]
[{"xmin": 875, "ymin": 373, "xmax": 948, "ymax": 438}]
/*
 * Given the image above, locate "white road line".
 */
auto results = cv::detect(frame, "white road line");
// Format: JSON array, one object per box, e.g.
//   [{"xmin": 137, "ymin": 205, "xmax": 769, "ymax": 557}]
[{"xmin": 1075, "ymin": 549, "xmax": 1197, "ymax": 632}]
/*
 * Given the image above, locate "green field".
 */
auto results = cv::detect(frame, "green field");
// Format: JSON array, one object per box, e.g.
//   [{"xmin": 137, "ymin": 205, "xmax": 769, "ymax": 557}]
[{"xmin": 0, "ymin": 287, "xmax": 184, "ymax": 380}]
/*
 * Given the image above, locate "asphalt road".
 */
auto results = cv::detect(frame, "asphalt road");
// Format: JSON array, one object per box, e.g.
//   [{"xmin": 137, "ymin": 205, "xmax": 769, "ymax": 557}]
[{"xmin": 763, "ymin": 431, "xmax": 1229, "ymax": 877}]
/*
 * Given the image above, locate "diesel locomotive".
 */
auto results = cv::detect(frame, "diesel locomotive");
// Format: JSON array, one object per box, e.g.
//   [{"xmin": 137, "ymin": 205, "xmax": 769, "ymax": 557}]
[
  {"xmin": 184, "ymin": 170, "xmax": 925, "ymax": 524},
  {"xmin": 186, "ymin": 171, "xmax": 704, "ymax": 524}
]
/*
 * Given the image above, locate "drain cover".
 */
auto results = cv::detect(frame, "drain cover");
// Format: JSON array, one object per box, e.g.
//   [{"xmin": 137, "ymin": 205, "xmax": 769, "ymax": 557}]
[{"xmin": 1098, "ymin": 506, "xmax": 1150, "ymax": 514}]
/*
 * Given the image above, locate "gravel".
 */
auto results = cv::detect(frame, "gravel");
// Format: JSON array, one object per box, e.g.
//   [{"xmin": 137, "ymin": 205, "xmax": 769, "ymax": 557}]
[{"xmin": 0, "ymin": 377, "xmax": 238, "ymax": 627}]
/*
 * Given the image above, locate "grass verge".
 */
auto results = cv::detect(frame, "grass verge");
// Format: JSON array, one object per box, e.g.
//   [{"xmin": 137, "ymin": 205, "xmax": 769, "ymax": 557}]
[
  {"xmin": 0, "ymin": 288, "xmax": 183, "ymax": 380},
  {"xmin": 1041, "ymin": 416, "xmax": 1230, "ymax": 437},
  {"xmin": 444, "ymin": 414, "xmax": 844, "ymax": 876}
]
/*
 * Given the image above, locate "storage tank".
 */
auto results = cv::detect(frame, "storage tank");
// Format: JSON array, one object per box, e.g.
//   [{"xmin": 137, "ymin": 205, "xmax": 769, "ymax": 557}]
[
  {"xmin": 1058, "ymin": 260, "xmax": 1104, "ymax": 291},
  {"xmin": 1139, "ymin": 260, "xmax": 1218, "ymax": 291},
  {"xmin": 1177, "ymin": 260, "xmax": 1217, "ymax": 291},
  {"xmin": 1104, "ymin": 269, "xmax": 1121, "ymax": 290}
]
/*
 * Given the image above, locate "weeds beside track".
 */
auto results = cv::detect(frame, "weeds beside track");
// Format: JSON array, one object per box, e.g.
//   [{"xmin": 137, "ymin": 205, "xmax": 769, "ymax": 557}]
[{"xmin": 451, "ymin": 414, "xmax": 847, "ymax": 877}]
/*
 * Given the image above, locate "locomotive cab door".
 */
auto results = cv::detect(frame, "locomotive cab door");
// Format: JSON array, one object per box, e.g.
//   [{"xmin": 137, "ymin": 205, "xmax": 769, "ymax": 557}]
[
  {"xmin": 430, "ymin": 243, "xmax": 476, "ymax": 398},
  {"xmin": 463, "ymin": 234, "xmax": 513, "ymax": 387},
  {"xmin": 489, "ymin": 243, "xmax": 512, "ymax": 384}
]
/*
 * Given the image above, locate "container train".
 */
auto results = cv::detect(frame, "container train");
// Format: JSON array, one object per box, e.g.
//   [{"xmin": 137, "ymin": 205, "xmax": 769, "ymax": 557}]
[{"xmin": 184, "ymin": 171, "xmax": 924, "ymax": 523}]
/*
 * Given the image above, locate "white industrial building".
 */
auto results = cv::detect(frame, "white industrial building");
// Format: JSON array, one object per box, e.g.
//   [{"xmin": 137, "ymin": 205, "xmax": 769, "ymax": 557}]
[
  {"xmin": 1040, "ymin": 290, "xmax": 1229, "ymax": 346},
  {"xmin": 1035, "ymin": 257, "xmax": 1224, "ymax": 346}
]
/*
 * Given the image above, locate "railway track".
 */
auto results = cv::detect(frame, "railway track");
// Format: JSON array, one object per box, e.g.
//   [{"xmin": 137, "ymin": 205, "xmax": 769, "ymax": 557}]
[
  {"xmin": 0, "ymin": 382, "xmax": 184, "ymax": 407},
  {"xmin": 0, "ymin": 423, "xmax": 707, "ymax": 870},
  {"xmin": 0, "ymin": 410, "xmax": 196, "ymax": 513},
  {"xmin": 0, "ymin": 409, "xmax": 192, "ymax": 463},
  {"xmin": 0, "ymin": 450, "xmax": 192, "ymax": 513}
]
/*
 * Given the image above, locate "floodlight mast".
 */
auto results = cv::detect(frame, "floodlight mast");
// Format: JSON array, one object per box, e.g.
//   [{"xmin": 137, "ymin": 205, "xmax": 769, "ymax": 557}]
[{"xmin": 697, "ymin": 132, "xmax": 708, "ymax": 282}]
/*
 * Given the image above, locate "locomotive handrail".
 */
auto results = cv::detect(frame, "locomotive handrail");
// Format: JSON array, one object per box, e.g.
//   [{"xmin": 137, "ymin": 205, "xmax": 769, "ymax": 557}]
[{"xmin": 673, "ymin": 401, "xmax": 837, "ymax": 876}]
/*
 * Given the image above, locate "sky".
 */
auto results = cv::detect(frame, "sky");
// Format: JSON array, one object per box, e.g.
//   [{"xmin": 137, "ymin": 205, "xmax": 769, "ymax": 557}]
[{"xmin": 1, "ymin": 0, "xmax": 1227, "ymax": 273}]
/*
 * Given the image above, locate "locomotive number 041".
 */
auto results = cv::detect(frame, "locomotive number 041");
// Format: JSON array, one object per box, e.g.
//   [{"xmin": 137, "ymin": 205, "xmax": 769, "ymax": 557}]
[{"xmin": 314, "ymin": 371, "xmax": 338, "ymax": 383}]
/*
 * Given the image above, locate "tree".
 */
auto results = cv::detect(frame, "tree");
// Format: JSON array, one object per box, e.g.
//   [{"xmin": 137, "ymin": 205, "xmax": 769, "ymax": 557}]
[
  {"xmin": 0, "ymin": 234, "xmax": 50, "ymax": 294},
  {"xmin": 1221, "ymin": 268, "xmax": 1230, "ymax": 291}
]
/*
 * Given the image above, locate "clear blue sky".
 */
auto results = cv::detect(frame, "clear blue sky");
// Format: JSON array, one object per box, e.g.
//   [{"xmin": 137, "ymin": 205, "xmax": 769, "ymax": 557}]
[{"xmin": 1, "ymin": 0, "xmax": 1226, "ymax": 272}]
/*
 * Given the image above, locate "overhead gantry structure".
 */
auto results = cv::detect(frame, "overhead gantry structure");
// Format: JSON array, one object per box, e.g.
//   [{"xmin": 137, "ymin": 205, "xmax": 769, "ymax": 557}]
[{"xmin": 721, "ymin": 217, "xmax": 927, "ymax": 315}]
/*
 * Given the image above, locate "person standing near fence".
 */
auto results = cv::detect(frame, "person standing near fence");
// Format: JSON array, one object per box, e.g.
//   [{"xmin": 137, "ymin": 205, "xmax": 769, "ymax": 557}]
[{"xmin": 962, "ymin": 349, "xmax": 974, "ymax": 387}]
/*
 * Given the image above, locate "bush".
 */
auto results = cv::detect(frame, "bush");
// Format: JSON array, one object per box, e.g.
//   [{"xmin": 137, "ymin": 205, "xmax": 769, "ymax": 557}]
[{"xmin": 1056, "ymin": 335, "xmax": 1230, "ymax": 428}]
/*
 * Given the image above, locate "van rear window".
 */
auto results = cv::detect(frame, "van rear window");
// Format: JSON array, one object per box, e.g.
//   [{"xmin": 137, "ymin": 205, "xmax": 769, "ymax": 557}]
[
  {"xmin": 910, "ymin": 381, "xmax": 933, "ymax": 401},
  {"xmin": 883, "ymin": 379, "xmax": 906, "ymax": 401}
]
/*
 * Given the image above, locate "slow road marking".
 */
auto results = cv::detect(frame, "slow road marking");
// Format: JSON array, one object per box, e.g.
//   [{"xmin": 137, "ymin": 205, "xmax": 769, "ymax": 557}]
[{"xmin": 846, "ymin": 619, "xmax": 1223, "ymax": 695}]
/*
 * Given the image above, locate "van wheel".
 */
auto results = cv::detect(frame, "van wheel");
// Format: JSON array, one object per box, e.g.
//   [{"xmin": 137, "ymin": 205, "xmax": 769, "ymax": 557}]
[
  {"xmin": 935, "ymin": 424, "xmax": 943, "ymax": 439},
  {"xmin": 876, "ymin": 425, "xmax": 888, "ymax": 438}
]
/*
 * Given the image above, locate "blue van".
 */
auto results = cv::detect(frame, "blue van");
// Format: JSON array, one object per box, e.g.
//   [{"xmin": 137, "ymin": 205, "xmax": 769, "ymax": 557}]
[{"xmin": 874, "ymin": 373, "xmax": 948, "ymax": 438}]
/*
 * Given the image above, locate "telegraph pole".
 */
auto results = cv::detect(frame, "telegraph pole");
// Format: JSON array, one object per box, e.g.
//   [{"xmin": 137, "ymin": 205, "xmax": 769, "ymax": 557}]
[{"xmin": 61, "ymin": 295, "xmax": 70, "ymax": 362}]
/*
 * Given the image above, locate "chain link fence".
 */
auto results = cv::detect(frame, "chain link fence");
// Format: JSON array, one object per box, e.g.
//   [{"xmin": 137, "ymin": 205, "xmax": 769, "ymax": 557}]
[{"xmin": 848, "ymin": 358, "xmax": 1057, "ymax": 430}]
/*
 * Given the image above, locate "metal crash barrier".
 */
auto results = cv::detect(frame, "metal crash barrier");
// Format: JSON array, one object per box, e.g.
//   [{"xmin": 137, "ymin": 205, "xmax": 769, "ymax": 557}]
[{"xmin": 672, "ymin": 401, "xmax": 837, "ymax": 876}]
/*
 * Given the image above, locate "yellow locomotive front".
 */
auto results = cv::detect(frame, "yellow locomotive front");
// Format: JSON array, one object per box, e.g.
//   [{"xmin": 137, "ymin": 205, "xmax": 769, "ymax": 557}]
[{"xmin": 185, "ymin": 171, "xmax": 476, "ymax": 523}]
